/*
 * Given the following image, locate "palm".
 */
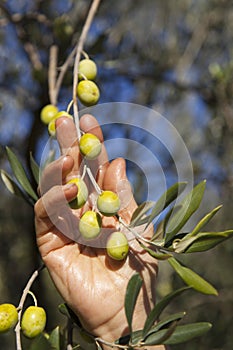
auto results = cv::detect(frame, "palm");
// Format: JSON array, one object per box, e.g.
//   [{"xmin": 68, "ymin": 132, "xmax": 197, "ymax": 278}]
[{"xmin": 35, "ymin": 115, "xmax": 158, "ymax": 340}]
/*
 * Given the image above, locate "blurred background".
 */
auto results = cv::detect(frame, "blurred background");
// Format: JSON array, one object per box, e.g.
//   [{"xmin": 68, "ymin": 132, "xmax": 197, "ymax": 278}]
[{"xmin": 0, "ymin": 0, "xmax": 232, "ymax": 349}]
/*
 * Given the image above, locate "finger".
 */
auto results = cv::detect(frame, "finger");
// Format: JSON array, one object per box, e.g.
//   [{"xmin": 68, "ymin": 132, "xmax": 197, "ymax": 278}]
[
  {"xmin": 80, "ymin": 114, "xmax": 109, "ymax": 187},
  {"xmin": 55, "ymin": 117, "xmax": 81, "ymax": 174},
  {"xmin": 39, "ymin": 155, "xmax": 74, "ymax": 195},
  {"xmin": 103, "ymin": 158, "xmax": 137, "ymax": 223}
]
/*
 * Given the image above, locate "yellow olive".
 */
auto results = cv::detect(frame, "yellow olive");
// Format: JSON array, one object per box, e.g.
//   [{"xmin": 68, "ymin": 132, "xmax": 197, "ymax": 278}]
[
  {"xmin": 79, "ymin": 210, "xmax": 102, "ymax": 239},
  {"xmin": 79, "ymin": 133, "xmax": 102, "ymax": 160},
  {"xmin": 21, "ymin": 306, "xmax": 46, "ymax": 338},
  {"xmin": 106, "ymin": 232, "xmax": 129, "ymax": 260},
  {"xmin": 76, "ymin": 80, "xmax": 100, "ymax": 106},
  {"xmin": 0, "ymin": 303, "xmax": 18, "ymax": 333},
  {"xmin": 67, "ymin": 177, "xmax": 88, "ymax": 209},
  {"xmin": 97, "ymin": 191, "xmax": 121, "ymax": 217},
  {"xmin": 78, "ymin": 59, "xmax": 97, "ymax": 81},
  {"xmin": 40, "ymin": 104, "xmax": 58, "ymax": 125}
]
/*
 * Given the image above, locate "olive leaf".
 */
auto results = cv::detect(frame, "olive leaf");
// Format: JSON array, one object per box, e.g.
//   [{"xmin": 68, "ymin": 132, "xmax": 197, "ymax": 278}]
[
  {"xmin": 168, "ymin": 257, "xmax": 218, "ymax": 295},
  {"xmin": 130, "ymin": 201, "xmax": 154, "ymax": 227},
  {"xmin": 165, "ymin": 180, "xmax": 206, "ymax": 245},
  {"xmin": 163, "ymin": 322, "xmax": 212, "ymax": 345},
  {"xmin": 139, "ymin": 242, "xmax": 172, "ymax": 260},
  {"xmin": 145, "ymin": 311, "xmax": 186, "ymax": 337},
  {"xmin": 6, "ymin": 146, "xmax": 38, "ymax": 201},
  {"xmin": 184, "ymin": 230, "xmax": 233, "ymax": 253},
  {"xmin": 142, "ymin": 286, "xmax": 190, "ymax": 338},
  {"xmin": 0, "ymin": 169, "xmax": 35, "ymax": 206},
  {"xmin": 124, "ymin": 273, "xmax": 143, "ymax": 334},
  {"xmin": 145, "ymin": 182, "xmax": 187, "ymax": 229},
  {"xmin": 190, "ymin": 205, "xmax": 222, "ymax": 236},
  {"xmin": 30, "ymin": 152, "xmax": 40, "ymax": 185},
  {"xmin": 48, "ymin": 326, "xmax": 62, "ymax": 350},
  {"xmin": 142, "ymin": 320, "xmax": 178, "ymax": 345},
  {"xmin": 29, "ymin": 334, "xmax": 53, "ymax": 350}
]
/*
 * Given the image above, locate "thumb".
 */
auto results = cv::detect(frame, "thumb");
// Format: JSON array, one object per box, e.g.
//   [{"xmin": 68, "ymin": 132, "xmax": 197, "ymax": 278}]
[{"xmin": 103, "ymin": 158, "xmax": 137, "ymax": 223}]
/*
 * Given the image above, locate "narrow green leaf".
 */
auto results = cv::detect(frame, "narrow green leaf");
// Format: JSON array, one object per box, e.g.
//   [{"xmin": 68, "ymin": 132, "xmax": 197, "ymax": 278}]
[
  {"xmin": 168, "ymin": 257, "xmax": 218, "ymax": 295},
  {"xmin": 130, "ymin": 201, "xmax": 154, "ymax": 227},
  {"xmin": 1, "ymin": 169, "xmax": 34, "ymax": 206},
  {"xmin": 164, "ymin": 322, "xmax": 212, "ymax": 345},
  {"xmin": 29, "ymin": 334, "xmax": 53, "ymax": 350},
  {"xmin": 48, "ymin": 326, "xmax": 60, "ymax": 350},
  {"xmin": 143, "ymin": 321, "xmax": 178, "ymax": 345},
  {"xmin": 139, "ymin": 242, "xmax": 172, "ymax": 260},
  {"xmin": 142, "ymin": 287, "xmax": 190, "ymax": 338},
  {"xmin": 185, "ymin": 230, "xmax": 233, "ymax": 253},
  {"xmin": 30, "ymin": 152, "xmax": 40, "ymax": 185},
  {"xmin": 125, "ymin": 273, "xmax": 143, "ymax": 334},
  {"xmin": 145, "ymin": 312, "xmax": 186, "ymax": 337},
  {"xmin": 190, "ymin": 205, "xmax": 222, "ymax": 236},
  {"xmin": 165, "ymin": 181, "xmax": 206, "ymax": 245},
  {"xmin": 6, "ymin": 147, "xmax": 38, "ymax": 201},
  {"xmin": 145, "ymin": 182, "xmax": 187, "ymax": 229}
]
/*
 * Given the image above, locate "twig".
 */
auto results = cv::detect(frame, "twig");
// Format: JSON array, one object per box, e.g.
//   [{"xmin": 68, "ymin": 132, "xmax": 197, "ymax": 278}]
[
  {"xmin": 72, "ymin": 0, "xmax": 101, "ymax": 139},
  {"xmin": 15, "ymin": 265, "xmax": 44, "ymax": 350},
  {"xmin": 95, "ymin": 337, "xmax": 131, "ymax": 349},
  {"xmin": 48, "ymin": 45, "xmax": 58, "ymax": 105}
]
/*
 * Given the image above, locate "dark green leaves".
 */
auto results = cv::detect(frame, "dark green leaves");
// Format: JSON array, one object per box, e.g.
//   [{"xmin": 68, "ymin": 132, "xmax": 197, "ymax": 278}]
[
  {"xmin": 124, "ymin": 273, "xmax": 143, "ymax": 333},
  {"xmin": 168, "ymin": 257, "xmax": 218, "ymax": 295}
]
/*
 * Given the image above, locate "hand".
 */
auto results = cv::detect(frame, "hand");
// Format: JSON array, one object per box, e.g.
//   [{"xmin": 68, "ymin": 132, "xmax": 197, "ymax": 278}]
[{"xmin": 34, "ymin": 114, "xmax": 165, "ymax": 349}]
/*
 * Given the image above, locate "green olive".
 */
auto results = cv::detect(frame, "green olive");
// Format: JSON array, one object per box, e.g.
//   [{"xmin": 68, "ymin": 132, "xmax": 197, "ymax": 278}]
[
  {"xmin": 0, "ymin": 303, "xmax": 18, "ymax": 333},
  {"xmin": 21, "ymin": 306, "xmax": 46, "ymax": 338},
  {"xmin": 67, "ymin": 177, "xmax": 88, "ymax": 209},
  {"xmin": 97, "ymin": 190, "xmax": 121, "ymax": 217},
  {"xmin": 78, "ymin": 59, "xmax": 97, "ymax": 81},
  {"xmin": 76, "ymin": 80, "xmax": 100, "ymax": 106},
  {"xmin": 79, "ymin": 133, "xmax": 102, "ymax": 160},
  {"xmin": 106, "ymin": 232, "xmax": 129, "ymax": 260},
  {"xmin": 40, "ymin": 104, "xmax": 58, "ymax": 125},
  {"xmin": 79, "ymin": 210, "xmax": 102, "ymax": 239}
]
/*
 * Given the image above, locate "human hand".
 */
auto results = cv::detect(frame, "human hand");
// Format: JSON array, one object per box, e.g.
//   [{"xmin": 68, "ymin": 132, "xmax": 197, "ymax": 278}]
[{"xmin": 34, "ymin": 114, "xmax": 164, "ymax": 349}]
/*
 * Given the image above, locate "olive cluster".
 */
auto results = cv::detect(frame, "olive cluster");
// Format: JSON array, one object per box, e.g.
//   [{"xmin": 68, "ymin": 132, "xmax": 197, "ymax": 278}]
[
  {"xmin": 0, "ymin": 303, "xmax": 46, "ymax": 338},
  {"xmin": 67, "ymin": 143, "xmax": 129, "ymax": 261},
  {"xmin": 40, "ymin": 58, "xmax": 99, "ymax": 137}
]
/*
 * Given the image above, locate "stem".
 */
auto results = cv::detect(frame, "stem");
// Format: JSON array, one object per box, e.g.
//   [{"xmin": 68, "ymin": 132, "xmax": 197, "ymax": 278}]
[
  {"xmin": 86, "ymin": 166, "xmax": 102, "ymax": 194},
  {"xmin": 72, "ymin": 0, "xmax": 101, "ymax": 139},
  {"xmin": 48, "ymin": 45, "xmax": 58, "ymax": 105},
  {"xmin": 95, "ymin": 337, "xmax": 131, "ymax": 349},
  {"xmin": 15, "ymin": 265, "xmax": 45, "ymax": 350}
]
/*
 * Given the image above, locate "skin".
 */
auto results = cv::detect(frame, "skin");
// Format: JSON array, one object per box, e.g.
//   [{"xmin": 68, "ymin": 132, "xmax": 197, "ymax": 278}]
[{"xmin": 34, "ymin": 115, "xmax": 165, "ymax": 350}]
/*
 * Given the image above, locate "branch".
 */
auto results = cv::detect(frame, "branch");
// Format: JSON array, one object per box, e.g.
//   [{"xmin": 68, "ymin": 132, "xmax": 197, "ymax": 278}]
[{"xmin": 15, "ymin": 265, "xmax": 45, "ymax": 350}]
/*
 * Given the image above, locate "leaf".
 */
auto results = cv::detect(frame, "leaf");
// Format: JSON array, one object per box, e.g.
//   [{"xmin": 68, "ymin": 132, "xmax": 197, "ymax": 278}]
[
  {"xmin": 145, "ymin": 182, "xmax": 187, "ymax": 229},
  {"xmin": 168, "ymin": 257, "xmax": 218, "ymax": 295},
  {"xmin": 164, "ymin": 322, "xmax": 212, "ymax": 345},
  {"xmin": 29, "ymin": 334, "xmax": 53, "ymax": 350},
  {"xmin": 139, "ymin": 242, "xmax": 172, "ymax": 260},
  {"xmin": 165, "ymin": 181, "xmax": 206, "ymax": 245},
  {"xmin": 30, "ymin": 152, "xmax": 40, "ymax": 185},
  {"xmin": 145, "ymin": 312, "xmax": 186, "ymax": 336},
  {"xmin": 130, "ymin": 201, "xmax": 154, "ymax": 227},
  {"xmin": 124, "ymin": 273, "xmax": 143, "ymax": 334},
  {"xmin": 48, "ymin": 326, "xmax": 61, "ymax": 350},
  {"xmin": 143, "ymin": 320, "xmax": 178, "ymax": 345},
  {"xmin": 184, "ymin": 230, "xmax": 233, "ymax": 253},
  {"xmin": 190, "ymin": 205, "xmax": 222, "ymax": 236},
  {"xmin": 6, "ymin": 147, "xmax": 38, "ymax": 201},
  {"xmin": 142, "ymin": 286, "xmax": 190, "ymax": 338}
]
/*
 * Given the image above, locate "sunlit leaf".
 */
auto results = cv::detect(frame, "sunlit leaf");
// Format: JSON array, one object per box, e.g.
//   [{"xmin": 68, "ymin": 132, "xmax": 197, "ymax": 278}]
[
  {"xmin": 30, "ymin": 152, "xmax": 40, "ymax": 185},
  {"xmin": 164, "ymin": 322, "xmax": 212, "ymax": 345},
  {"xmin": 125, "ymin": 273, "xmax": 143, "ymax": 334},
  {"xmin": 165, "ymin": 181, "xmax": 206, "ymax": 245},
  {"xmin": 168, "ymin": 257, "xmax": 218, "ymax": 295},
  {"xmin": 142, "ymin": 287, "xmax": 190, "ymax": 338},
  {"xmin": 6, "ymin": 146, "xmax": 38, "ymax": 201},
  {"xmin": 145, "ymin": 182, "xmax": 187, "ymax": 229},
  {"xmin": 184, "ymin": 230, "xmax": 233, "ymax": 253},
  {"xmin": 190, "ymin": 205, "xmax": 222, "ymax": 236}
]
